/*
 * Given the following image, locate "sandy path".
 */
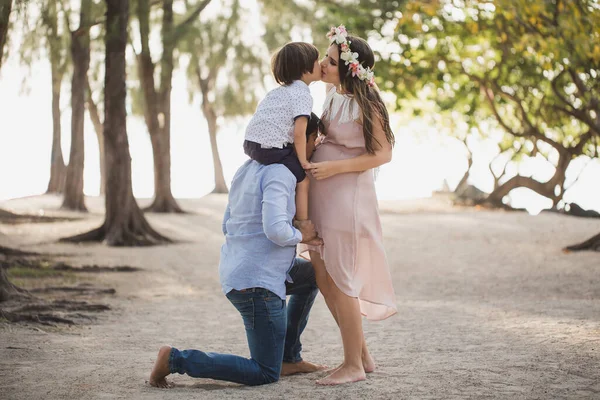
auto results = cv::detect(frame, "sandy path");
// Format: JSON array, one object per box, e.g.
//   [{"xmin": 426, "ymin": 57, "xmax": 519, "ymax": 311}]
[{"xmin": 1, "ymin": 194, "xmax": 599, "ymax": 399}]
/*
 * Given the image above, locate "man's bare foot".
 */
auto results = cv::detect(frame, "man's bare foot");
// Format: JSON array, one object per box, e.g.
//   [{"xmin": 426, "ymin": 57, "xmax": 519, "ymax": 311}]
[
  {"xmin": 281, "ymin": 360, "xmax": 328, "ymax": 376},
  {"xmin": 325, "ymin": 353, "xmax": 376, "ymax": 374},
  {"xmin": 316, "ymin": 364, "xmax": 366, "ymax": 386},
  {"xmin": 149, "ymin": 346, "xmax": 173, "ymax": 389}
]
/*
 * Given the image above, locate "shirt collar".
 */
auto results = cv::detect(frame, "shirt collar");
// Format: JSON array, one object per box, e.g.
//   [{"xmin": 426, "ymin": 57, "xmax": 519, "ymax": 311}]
[{"xmin": 291, "ymin": 80, "xmax": 310, "ymax": 92}]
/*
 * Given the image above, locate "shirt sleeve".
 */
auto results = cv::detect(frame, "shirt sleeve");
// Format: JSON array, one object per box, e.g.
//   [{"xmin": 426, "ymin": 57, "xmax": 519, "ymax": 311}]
[
  {"xmin": 291, "ymin": 91, "xmax": 313, "ymax": 120},
  {"xmin": 222, "ymin": 203, "xmax": 231, "ymax": 236},
  {"xmin": 261, "ymin": 168, "xmax": 302, "ymax": 247}
]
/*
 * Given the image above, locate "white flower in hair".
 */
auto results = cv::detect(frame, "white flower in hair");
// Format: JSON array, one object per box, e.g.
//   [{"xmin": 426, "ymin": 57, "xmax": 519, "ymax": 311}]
[
  {"xmin": 326, "ymin": 24, "xmax": 376, "ymax": 87},
  {"xmin": 340, "ymin": 51, "xmax": 359, "ymax": 65},
  {"xmin": 327, "ymin": 25, "xmax": 348, "ymax": 44}
]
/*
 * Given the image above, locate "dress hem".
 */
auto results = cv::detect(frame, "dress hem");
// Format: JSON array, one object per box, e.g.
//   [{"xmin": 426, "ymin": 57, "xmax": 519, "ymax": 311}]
[{"xmin": 298, "ymin": 246, "xmax": 397, "ymax": 321}]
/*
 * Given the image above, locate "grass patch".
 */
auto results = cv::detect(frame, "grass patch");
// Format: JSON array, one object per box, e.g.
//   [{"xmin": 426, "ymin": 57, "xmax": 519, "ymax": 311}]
[
  {"xmin": 7, "ymin": 266, "xmax": 64, "ymax": 279},
  {"xmin": 7, "ymin": 264, "xmax": 77, "ymax": 288}
]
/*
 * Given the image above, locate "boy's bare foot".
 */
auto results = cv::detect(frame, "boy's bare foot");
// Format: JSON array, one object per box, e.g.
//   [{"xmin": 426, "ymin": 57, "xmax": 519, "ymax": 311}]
[
  {"xmin": 316, "ymin": 364, "xmax": 366, "ymax": 386},
  {"xmin": 149, "ymin": 346, "xmax": 173, "ymax": 389},
  {"xmin": 281, "ymin": 360, "xmax": 328, "ymax": 376}
]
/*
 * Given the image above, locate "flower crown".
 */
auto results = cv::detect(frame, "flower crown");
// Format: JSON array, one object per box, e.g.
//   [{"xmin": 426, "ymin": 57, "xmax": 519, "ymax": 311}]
[{"xmin": 326, "ymin": 25, "xmax": 375, "ymax": 87}]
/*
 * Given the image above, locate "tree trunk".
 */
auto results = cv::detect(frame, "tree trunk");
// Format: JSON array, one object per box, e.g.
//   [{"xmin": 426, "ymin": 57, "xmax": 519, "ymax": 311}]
[
  {"xmin": 86, "ymin": 79, "xmax": 106, "ymax": 195},
  {"xmin": 200, "ymin": 88, "xmax": 228, "ymax": 194},
  {"xmin": 0, "ymin": 244, "xmax": 31, "ymax": 303},
  {"xmin": 0, "ymin": 265, "xmax": 28, "ymax": 302},
  {"xmin": 47, "ymin": 72, "xmax": 66, "ymax": 193},
  {"xmin": 454, "ymin": 148, "xmax": 472, "ymax": 195},
  {"xmin": 45, "ymin": 0, "xmax": 67, "ymax": 194},
  {"xmin": 61, "ymin": 0, "xmax": 169, "ymax": 246},
  {"xmin": 146, "ymin": 128, "xmax": 183, "ymax": 212},
  {"xmin": 207, "ymin": 113, "xmax": 228, "ymax": 193},
  {"xmin": 136, "ymin": 0, "xmax": 183, "ymax": 213},
  {"xmin": 565, "ymin": 232, "xmax": 600, "ymax": 252},
  {"xmin": 0, "ymin": 0, "xmax": 11, "ymax": 70},
  {"xmin": 484, "ymin": 150, "xmax": 571, "ymax": 207},
  {"xmin": 62, "ymin": 0, "xmax": 92, "ymax": 211}
]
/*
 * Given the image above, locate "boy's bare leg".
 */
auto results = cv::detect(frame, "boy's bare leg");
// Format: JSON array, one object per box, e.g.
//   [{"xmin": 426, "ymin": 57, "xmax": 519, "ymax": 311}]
[
  {"xmin": 149, "ymin": 346, "xmax": 173, "ymax": 388},
  {"xmin": 295, "ymin": 178, "xmax": 310, "ymax": 221}
]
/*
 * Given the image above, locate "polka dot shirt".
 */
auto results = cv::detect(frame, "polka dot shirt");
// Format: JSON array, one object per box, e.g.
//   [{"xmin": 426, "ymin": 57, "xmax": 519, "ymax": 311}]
[{"xmin": 245, "ymin": 80, "xmax": 313, "ymax": 149}]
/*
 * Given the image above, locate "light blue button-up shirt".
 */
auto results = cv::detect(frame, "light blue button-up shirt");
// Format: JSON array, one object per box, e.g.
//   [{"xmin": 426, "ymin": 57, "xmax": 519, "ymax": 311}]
[{"xmin": 219, "ymin": 160, "xmax": 303, "ymax": 300}]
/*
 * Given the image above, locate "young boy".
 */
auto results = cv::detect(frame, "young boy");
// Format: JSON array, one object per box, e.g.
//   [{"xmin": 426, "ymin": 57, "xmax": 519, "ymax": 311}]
[{"xmin": 243, "ymin": 42, "xmax": 321, "ymax": 221}]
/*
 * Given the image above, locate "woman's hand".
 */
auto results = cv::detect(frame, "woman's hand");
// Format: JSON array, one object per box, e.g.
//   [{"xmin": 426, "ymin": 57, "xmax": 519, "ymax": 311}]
[{"xmin": 309, "ymin": 161, "xmax": 342, "ymax": 180}]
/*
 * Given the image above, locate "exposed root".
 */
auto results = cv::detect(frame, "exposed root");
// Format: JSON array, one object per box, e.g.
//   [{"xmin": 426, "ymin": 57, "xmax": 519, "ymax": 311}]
[
  {"xmin": 0, "ymin": 209, "xmax": 78, "ymax": 225},
  {"xmin": 564, "ymin": 232, "xmax": 600, "ymax": 253},
  {"xmin": 30, "ymin": 286, "xmax": 116, "ymax": 295}
]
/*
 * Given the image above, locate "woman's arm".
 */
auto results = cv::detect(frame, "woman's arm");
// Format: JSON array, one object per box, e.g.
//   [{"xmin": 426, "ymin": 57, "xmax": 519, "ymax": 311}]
[{"xmin": 309, "ymin": 113, "xmax": 392, "ymax": 180}]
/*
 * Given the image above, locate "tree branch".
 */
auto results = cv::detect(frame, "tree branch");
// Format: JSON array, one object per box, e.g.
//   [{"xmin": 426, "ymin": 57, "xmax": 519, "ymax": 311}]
[
  {"xmin": 550, "ymin": 69, "xmax": 598, "ymax": 131},
  {"xmin": 564, "ymin": 156, "xmax": 593, "ymax": 192},
  {"xmin": 72, "ymin": 18, "xmax": 106, "ymax": 36},
  {"xmin": 569, "ymin": 129, "xmax": 594, "ymax": 156},
  {"xmin": 173, "ymin": 0, "xmax": 212, "ymax": 42},
  {"xmin": 568, "ymin": 69, "xmax": 588, "ymax": 96}
]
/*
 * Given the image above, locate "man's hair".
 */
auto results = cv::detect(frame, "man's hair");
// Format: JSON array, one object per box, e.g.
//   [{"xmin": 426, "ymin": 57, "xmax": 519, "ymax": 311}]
[{"xmin": 271, "ymin": 42, "xmax": 319, "ymax": 85}]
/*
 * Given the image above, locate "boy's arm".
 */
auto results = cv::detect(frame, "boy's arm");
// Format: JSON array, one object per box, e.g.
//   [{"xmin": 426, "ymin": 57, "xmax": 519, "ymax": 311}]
[{"xmin": 293, "ymin": 116, "xmax": 309, "ymax": 168}]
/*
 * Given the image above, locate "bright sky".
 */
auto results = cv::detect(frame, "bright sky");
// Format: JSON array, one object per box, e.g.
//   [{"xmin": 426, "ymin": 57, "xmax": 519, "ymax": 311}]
[{"xmin": 1, "ymin": 0, "xmax": 599, "ymax": 214}]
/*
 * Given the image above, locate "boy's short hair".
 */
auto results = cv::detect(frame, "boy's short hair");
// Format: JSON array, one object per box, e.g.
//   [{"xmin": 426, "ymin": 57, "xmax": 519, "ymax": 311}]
[
  {"xmin": 272, "ymin": 42, "xmax": 320, "ymax": 85},
  {"xmin": 306, "ymin": 112, "xmax": 324, "ymax": 140}
]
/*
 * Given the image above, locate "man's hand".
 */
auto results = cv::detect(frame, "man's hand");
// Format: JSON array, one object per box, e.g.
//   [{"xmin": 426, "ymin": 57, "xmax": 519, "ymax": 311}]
[{"xmin": 294, "ymin": 219, "xmax": 324, "ymax": 245}]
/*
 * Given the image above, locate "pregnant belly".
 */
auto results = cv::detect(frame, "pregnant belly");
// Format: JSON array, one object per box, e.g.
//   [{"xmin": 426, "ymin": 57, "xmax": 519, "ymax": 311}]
[{"xmin": 310, "ymin": 142, "xmax": 366, "ymax": 163}]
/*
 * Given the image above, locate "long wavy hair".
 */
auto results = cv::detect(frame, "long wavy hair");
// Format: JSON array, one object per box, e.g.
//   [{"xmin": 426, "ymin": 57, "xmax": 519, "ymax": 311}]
[{"xmin": 326, "ymin": 36, "xmax": 394, "ymax": 154}]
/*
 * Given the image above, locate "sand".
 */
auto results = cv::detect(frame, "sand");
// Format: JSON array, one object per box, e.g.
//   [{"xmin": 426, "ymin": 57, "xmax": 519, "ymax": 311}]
[{"xmin": 0, "ymin": 194, "xmax": 599, "ymax": 400}]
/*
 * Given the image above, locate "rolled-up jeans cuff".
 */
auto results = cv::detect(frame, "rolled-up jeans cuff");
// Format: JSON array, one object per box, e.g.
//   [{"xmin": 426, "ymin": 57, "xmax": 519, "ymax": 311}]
[
  {"xmin": 169, "ymin": 347, "xmax": 181, "ymax": 374},
  {"xmin": 282, "ymin": 354, "xmax": 303, "ymax": 363}
]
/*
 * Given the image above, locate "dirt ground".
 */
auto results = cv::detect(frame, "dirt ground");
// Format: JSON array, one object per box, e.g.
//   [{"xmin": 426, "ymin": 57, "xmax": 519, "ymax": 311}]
[{"xmin": 1, "ymin": 194, "xmax": 599, "ymax": 400}]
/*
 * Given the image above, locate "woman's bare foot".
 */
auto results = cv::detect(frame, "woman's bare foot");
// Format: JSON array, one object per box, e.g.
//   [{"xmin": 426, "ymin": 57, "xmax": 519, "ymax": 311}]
[
  {"xmin": 325, "ymin": 353, "xmax": 376, "ymax": 374},
  {"xmin": 316, "ymin": 364, "xmax": 366, "ymax": 386},
  {"xmin": 149, "ymin": 346, "xmax": 173, "ymax": 389},
  {"xmin": 281, "ymin": 360, "xmax": 328, "ymax": 376},
  {"xmin": 362, "ymin": 352, "xmax": 376, "ymax": 373}
]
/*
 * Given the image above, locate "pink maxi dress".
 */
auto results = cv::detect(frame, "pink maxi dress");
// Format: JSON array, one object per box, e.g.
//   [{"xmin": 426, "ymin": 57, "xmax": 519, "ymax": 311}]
[{"xmin": 298, "ymin": 86, "xmax": 397, "ymax": 321}]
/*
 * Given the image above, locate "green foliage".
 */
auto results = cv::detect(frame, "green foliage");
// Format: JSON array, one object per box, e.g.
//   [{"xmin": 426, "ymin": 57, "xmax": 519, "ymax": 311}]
[
  {"xmin": 180, "ymin": 0, "xmax": 266, "ymax": 118},
  {"xmin": 386, "ymin": 1, "xmax": 599, "ymax": 158}
]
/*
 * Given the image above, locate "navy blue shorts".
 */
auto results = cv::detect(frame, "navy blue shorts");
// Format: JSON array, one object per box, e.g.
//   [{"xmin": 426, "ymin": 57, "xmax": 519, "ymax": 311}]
[{"xmin": 243, "ymin": 140, "xmax": 306, "ymax": 183}]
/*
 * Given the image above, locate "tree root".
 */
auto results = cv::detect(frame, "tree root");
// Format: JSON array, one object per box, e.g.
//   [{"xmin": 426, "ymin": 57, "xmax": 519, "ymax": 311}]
[
  {"xmin": 564, "ymin": 232, "xmax": 600, "ymax": 253},
  {"xmin": 1, "ymin": 299, "xmax": 111, "ymax": 327},
  {"xmin": 60, "ymin": 218, "xmax": 171, "ymax": 246},
  {"xmin": 30, "ymin": 286, "xmax": 116, "ymax": 295},
  {"xmin": 1, "ymin": 310, "xmax": 75, "ymax": 325},
  {"xmin": 51, "ymin": 264, "xmax": 140, "ymax": 272},
  {"xmin": 143, "ymin": 195, "xmax": 186, "ymax": 214},
  {"xmin": 0, "ymin": 209, "xmax": 78, "ymax": 225},
  {"xmin": 13, "ymin": 300, "xmax": 110, "ymax": 313},
  {"xmin": 0, "ymin": 245, "xmax": 39, "ymax": 257}
]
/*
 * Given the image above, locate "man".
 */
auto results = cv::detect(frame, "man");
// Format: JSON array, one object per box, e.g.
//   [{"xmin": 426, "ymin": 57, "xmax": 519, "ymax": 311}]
[{"xmin": 149, "ymin": 115, "xmax": 325, "ymax": 388}]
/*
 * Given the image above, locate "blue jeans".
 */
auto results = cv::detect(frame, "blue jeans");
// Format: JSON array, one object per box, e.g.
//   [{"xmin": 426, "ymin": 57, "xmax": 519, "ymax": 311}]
[{"xmin": 168, "ymin": 257, "xmax": 318, "ymax": 386}]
